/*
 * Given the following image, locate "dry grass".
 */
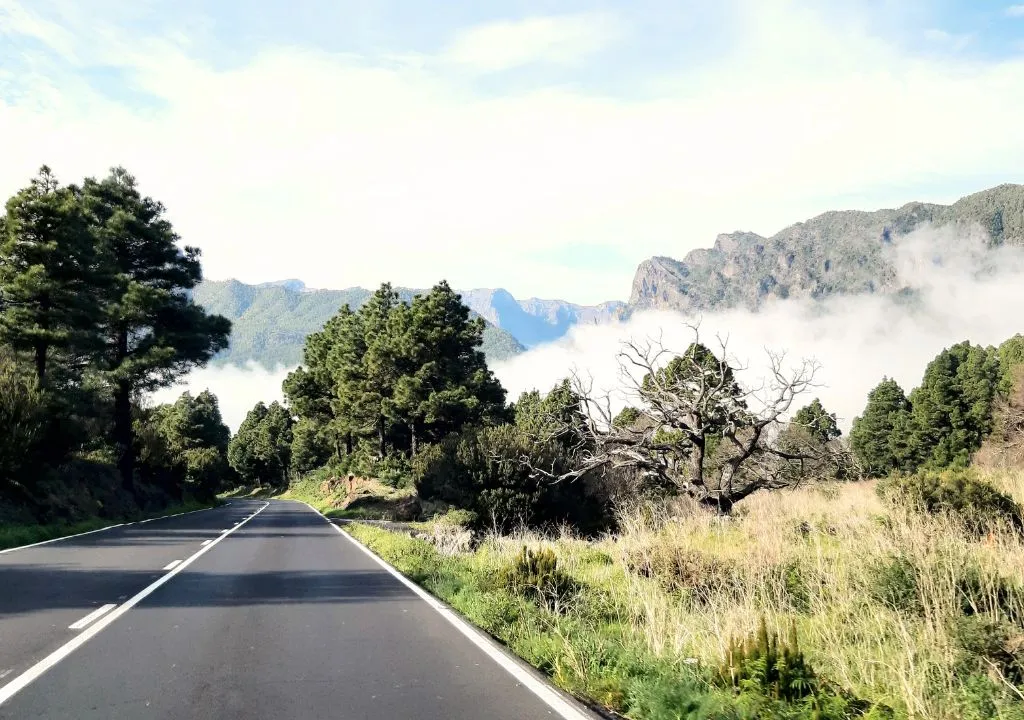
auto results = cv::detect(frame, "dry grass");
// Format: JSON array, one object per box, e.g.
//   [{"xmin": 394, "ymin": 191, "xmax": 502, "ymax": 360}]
[
  {"xmin": 349, "ymin": 471, "xmax": 1024, "ymax": 718},
  {"xmin": 598, "ymin": 475, "xmax": 1024, "ymax": 717}
]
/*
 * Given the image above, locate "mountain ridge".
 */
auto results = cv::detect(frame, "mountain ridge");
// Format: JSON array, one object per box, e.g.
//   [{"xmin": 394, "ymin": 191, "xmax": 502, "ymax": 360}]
[
  {"xmin": 630, "ymin": 183, "xmax": 1024, "ymax": 312},
  {"xmin": 191, "ymin": 281, "xmax": 622, "ymax": 370}
]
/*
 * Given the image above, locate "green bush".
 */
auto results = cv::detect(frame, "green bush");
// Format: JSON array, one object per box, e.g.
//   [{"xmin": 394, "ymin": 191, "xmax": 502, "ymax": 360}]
[
  {"xmin": 497, "ymin": 546, "xmax": 577, "ymax": 612},
  {"xmin": 877, "ymin": 468, "xmax": 1023, "ymax": 535},
  {"xmin": 718, "ymin": 618, "xmax": 817, "ymax": 703},
  {"xmin": 716, "ymin": 619, "xmax": 890, "ymax": 719},
  {"xmin": 432, "ymin": 507, "xmax": 478, "ymax": 528},
  {"xmin": 949, "ymin": 615, "xmax": 1024, "ymax": 685},
  {"xmin": 624, "ymin": 545, "xmax": 740, "ymax": 604},
  {"xmin": 955, "ymin": 564, "xmax": 1024, "ymax": 623},
  {"xmin": 866, "ymin": 554, "xmax": 922, "ymax": 615},
  {"xmin": 413, "ymin": 425, "xmax": 609, "ymax": 532}
]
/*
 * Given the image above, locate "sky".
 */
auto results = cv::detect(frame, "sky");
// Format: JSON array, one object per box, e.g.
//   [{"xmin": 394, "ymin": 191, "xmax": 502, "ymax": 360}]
[{"xmin": 3, "ymin": 0, "xmax": 1024, "ymax": 305}]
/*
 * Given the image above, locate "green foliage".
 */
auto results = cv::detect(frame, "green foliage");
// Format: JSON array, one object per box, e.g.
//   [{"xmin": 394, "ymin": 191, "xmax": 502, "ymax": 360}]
[
  {"xmin": 909, "ymin": 342, "xmax": 1001, "ymax": 468},
  {"xmin": 718, "ymin": 618, "xmax": 816, "ymax": 702},
  {"xmin": 0, "ymin": 165, "xmax": 230, "ymax": 522},
  {"xmin": 0, "ymin": 352, "xmax": 56, "ymax": 503},
  {"xmin": 413, "ymin": 423, "xmax": 606, "ymax": 532},
  {"xmin": 997, "ymin": 335, "xmax": 1024, "ymax": 395},
  {"xmin": 191, "ymin": 279, "xmax": 525, "ymax": 369},
  {"xmin": 949, "ymin": 615, "xmax": 1024, "ymax": 685},
  {"xmin": 793, "ymin": 399, "xmax": 841, "ymax": 444},
  {"xmin": 497, "ymin": 546, "xmax": 577, "ymax": 611},
  {"xmin": 289, "ymin": 417, "xmax": 332, "ymax": 475},
  {"xmin": 283, "ymin": 281, "xmax": 508, "ymax": 469},
  {"xmin": 138, "ymin": 390, "xmax": 233, "ymax": 500},
  {"xmin": 877, "ymin": 468, "xmax": 1023, "ymax": 535},
  {"xmin": 82, "ymin": 167, "xmax": 231, "ymax": 487},
  {"xmin": 0, "ymin": 167, "xmax": 101, "ymax": 389},
  {"xmin": 850, "ymin": 378, "xmax": 914, "ymax": 477},
  {"xmin": 228, "ymin": 401, "xmax": 294, "ymax": 486},
  {"xmin": 866, "ymin": 554, "xmax": 922, "ymax": 615}
]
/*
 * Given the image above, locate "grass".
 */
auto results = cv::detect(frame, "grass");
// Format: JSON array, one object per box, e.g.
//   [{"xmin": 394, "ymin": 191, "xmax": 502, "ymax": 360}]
[
  {"xmin": 0, "ymin": 497, "xmax": 218, "ymax": 551},
  {"xmin": 277, "ymin": 471, "xmax": 417, "ymax": 520},
  {"xmin": 344, "ymin": 470, "xmax": 1024, "ymax": 720}
]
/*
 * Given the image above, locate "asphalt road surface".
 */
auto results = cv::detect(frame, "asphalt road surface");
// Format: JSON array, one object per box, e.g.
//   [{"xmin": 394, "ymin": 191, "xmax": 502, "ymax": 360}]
[{"xmin": 0, "ymin": 500, "xmax": 594, "ymax": 719}]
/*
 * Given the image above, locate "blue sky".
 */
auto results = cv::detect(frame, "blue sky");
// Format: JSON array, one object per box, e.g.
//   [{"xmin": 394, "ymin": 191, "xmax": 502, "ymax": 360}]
[{"xmin": 2, "ymin": 0, "xmax": 1024, "ymax": 304}]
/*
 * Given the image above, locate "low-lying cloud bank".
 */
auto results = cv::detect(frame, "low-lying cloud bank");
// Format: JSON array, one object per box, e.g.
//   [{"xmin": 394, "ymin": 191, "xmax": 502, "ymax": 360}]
[
  {"xmin": 149, "ymin": 362, "xmax": 291, "ymax": 433},
  {"xmin": 153, "ymin": 226, "xmax": 1024, "ymax": 435},
  {"xmin": 494, "ymin": 227, "xmax": 1024, "ymax": 432}
]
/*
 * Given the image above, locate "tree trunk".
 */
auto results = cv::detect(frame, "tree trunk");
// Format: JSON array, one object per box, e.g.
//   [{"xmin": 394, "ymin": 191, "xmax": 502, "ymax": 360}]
[
  {"xmin": 688, "ymin": 436, "xmax": 705, "ymax": 488},
  {"xmin": 34, "ymin": 341, "xmax": 47, "ymax": 389},
  {"xmin": 114, "ymin": 377, "xmax": 134, "ymax": 493},
  {"xmin": 113, "ymin": 327, "xmax": 134, "ymax": 494},
  {"xmin": 377, "ymin": 417, "xmax": 386, "ymax": 458},
  {"xmin": 410, "ymin": 420, "xmax": 417, "ymax": 458},
  {"xmin": 345, "ymin": 430, "xmax": 353, "ymax": 456},
  {"xmin": 35, "ymin": 296, "xmax": 50, "ymax": 388}
]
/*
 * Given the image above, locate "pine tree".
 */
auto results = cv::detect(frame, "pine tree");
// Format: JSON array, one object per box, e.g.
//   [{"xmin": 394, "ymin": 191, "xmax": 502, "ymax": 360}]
[
  {"xmin": 390, "ymin": 282, "xmax": 507, "ymax": 455},
  {"xmin": 850, "ymin": 378, "xmax": 914, "ymax": 476},
  {"xmin": 909, "ymin": 341, "xmax": 1001, "ymax": 467},
  {"xmin": 792, "ymin": 398, "xmax": 841, "ymax": 444},
  {"xmin": 0, "ymin": 167, "xmax": 103, "ymax": 388},
  {"xmin": 82, "ymin": 168, "xmax": 231, "ymax": 490}
]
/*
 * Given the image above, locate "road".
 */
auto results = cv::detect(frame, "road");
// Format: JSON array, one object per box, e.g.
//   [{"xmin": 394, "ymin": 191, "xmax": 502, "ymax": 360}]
[{"xmin": 0, "ymin": 500, "xmax": 594, "ymax": 719}]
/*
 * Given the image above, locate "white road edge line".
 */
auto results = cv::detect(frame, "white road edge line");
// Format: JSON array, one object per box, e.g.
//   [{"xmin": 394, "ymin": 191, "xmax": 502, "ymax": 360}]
[
  {"xmin": 67, "ymin": 604, "xmax": 117, "ymax": 630},
  {"xmin": 0, "ymin": 504, "xmax": 226, "ymax": 555},
  {"xmin": 162, "ymin": 560, "xmax": 181, "ymax": 570},
  {"xmin": 0, "ymin": 501, "xmax": 270, "ymax": 707},
  {"xmin": 298, "ymin": 502, "xmax": 593, "ymax": 720}
]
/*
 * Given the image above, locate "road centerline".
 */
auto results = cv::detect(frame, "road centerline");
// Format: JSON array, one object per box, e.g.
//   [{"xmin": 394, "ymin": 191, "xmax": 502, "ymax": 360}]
[
  {"xmin": 0, "ymin": 501, "xmax": 270, "ymax": 707},
  {"xmin": 68, "ymin": 605, "xmax": 117, "ymax": 631}
]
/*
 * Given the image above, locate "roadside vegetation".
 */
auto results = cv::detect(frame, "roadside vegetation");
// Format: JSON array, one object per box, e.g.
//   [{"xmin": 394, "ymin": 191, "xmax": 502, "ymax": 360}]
[
  {"xmin": 0, "ymin": 166, "xmax": 234, "ymax": 539},
  {"xmin": 264, "ymin": 280, "xmax": 1024, "ymax": 718}
]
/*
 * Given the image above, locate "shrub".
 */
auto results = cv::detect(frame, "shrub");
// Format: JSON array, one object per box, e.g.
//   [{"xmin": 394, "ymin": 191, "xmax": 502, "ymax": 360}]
[
  {"xmin": 718, "ymin": 618, "xmax": 817, "ymax": 702},
  {"xmin": 949, "ymin": 615, "xmax": 1024, "ymax": 685},
  {"xmin": 877, "ymin": 468, "xmax": 1023, "ymax": 535},
  {"xmin": 624, "ymin": 544, "xmax": 740, "ymax": 604},
  {"xmin": 716, "ymin": 619, "xmax": 890, "ymax": 718},
  {"xmin": 866, "ymin": 554, "xmax": 922, "ymax": 615},
  {"xmin": 497, "ymin": 546, "xmax": 577, "ymax": 612},
  {"xmin": 414, "ymin": 426, "xmax": 609, "ymax": 532},
  {"xmin": 955, "ymin": 564, "xmax": 1024, "ymax": 624},
  {"xmin": 780, "ymin": 560, "xmax": 812, "ymax": 613},
  {"xmin": 433, "ymin": 507, "xmax": 478, "ymax": 528}
]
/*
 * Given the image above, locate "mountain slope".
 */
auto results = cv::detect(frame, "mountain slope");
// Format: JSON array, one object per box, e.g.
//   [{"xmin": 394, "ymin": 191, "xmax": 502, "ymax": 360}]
[
  {"xmin": 459, "ymin": 289, "xmax": 627, "ymax": 348},
  {"xmin": 630, "ymin": 183, "xmax": 1024, "ymax": 312},
  {"xmin": 191, "ymin": 281, "xmax": 526, "ymax": 369}
]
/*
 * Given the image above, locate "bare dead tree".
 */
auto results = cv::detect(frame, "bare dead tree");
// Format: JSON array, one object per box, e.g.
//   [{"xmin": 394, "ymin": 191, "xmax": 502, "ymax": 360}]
[{"xmin": 523, "ymin": 324, "xmax": 826, "ymax": 512}]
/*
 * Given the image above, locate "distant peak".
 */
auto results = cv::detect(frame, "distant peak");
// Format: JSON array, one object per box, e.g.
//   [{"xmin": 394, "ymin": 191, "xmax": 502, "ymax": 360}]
[{"xmin": 256, "ymin": 279, "xmax": 306, "ymax": 292}]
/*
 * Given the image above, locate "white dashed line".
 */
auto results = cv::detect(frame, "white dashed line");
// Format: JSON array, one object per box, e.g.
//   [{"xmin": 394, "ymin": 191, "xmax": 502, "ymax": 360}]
[
  {"xmin": 201, "ymin": 540, "xmax": 212, "ymax": 546},
  {"xmin": 162, "ymin": 560, "xmax": 181, "ymax": 570},
  {"xmin": 68, "ymin": 604, "xmax": 117, "ymax": 630},
  {"xmin": 0, "ymin": 502, "xmax": 270, "ymax": 706}
]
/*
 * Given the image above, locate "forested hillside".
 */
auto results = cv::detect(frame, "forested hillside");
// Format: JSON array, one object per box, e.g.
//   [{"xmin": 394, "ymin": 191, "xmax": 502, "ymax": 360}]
[
  {"xmin": 191, "ymin": 279, "xmax": 525, "ymax": 368},
  {"xmin": 0, "ymin": 166, "xmax": 233, "ymax": 535}
]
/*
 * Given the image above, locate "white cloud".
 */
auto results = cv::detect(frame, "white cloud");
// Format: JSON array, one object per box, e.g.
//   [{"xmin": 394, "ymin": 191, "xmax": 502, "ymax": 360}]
[
  {"xmin": 149, "ymin": 362, "xmax": 291, "ymax": 432},
  {"xmin": 923, "ymin": 28, "xmax": 972, "ymax": 51},
  {"xmin": 0, "ymin": 1, "xmax": 1023, "ymax": 306},
  {"xmin": 442, "ymin": 13, "xmax": 619, "ymax": 73},
  {"xmin": 493, "ymin": 226, "xmax": 1024, "ymax": 434},
  {"xmin": 159, "ymin": 226, "xmax": 1024, "ymax": 442},
  {"xmin": 1007, "ymin": 5, "xmax": 1024, "ymax": 17}
]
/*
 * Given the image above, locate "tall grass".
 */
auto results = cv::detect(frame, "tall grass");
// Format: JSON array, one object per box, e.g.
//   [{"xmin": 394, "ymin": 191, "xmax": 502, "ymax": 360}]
[{"xmin": 349, "ymin": 472, "xmax": 1024, "ymax": 719}]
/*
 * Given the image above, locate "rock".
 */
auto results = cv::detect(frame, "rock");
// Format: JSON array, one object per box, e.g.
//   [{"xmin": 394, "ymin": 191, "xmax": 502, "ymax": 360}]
[
  {"xmin": 392, "ymin": 495, "xmax": 422, "ymax": 522},
  {"xmin": 629, "ymin": 184, "xmax": 1024, "ymax": 314}
]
